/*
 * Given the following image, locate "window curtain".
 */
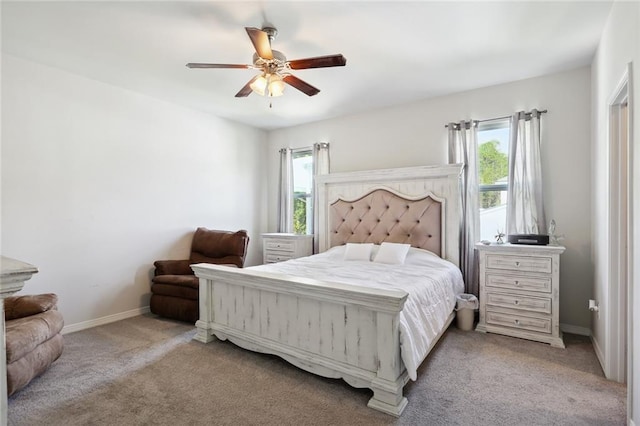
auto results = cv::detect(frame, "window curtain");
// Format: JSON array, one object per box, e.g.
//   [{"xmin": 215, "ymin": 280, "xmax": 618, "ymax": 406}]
[
  {"xmin": 312, "ymin": 142, "xmax": 330, "ymax": 253},
  {"xmin": 447, "ymin": 121, "xmax": 480, "ymax": 296},
  {"xmin": 277, "ymin": 148, "xmax": 294, "ymax": 233},
  {"xmin": 506, "ymin": 109, "xmax": 546, "ymax": 235}
]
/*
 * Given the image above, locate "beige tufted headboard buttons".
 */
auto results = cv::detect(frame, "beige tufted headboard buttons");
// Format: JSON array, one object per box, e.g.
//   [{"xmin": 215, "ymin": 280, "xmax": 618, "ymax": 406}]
[{"xmin": 329, "ymin": 189, "xmax": 443, "ymax": 256}]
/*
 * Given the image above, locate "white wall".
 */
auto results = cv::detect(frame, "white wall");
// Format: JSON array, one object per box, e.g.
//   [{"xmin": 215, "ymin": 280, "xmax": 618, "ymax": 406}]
[
  {"xmin": 268, "ymin": 67, "xmax": 593, "ymax": 332},
  {"xmin": 591, "ymin": 1, "xmax": 639, "ymax": 422},
  {"xmin": 1, "ymin": 54, "xmax": 268, "ymax": 329}
]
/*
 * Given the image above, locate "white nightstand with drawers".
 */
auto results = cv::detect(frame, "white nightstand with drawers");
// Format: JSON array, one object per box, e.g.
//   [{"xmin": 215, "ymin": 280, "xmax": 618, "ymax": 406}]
[
  {"xmin": 475, "ymin": 242, "xmax": 566, "ymax": 348},
  {"xmin": 261, "ymin": 233, "xmax": 313, "ymax": 264}
]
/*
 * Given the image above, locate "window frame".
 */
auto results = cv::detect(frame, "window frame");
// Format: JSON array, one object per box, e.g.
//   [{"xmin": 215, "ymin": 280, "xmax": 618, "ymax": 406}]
[
  {"xmin": 477, "ymin": 118, "xmax": 511, "ymax": 239},
  {"xmin": 291, "ymin": 147, "xmax": 314, "ymax": 235}
]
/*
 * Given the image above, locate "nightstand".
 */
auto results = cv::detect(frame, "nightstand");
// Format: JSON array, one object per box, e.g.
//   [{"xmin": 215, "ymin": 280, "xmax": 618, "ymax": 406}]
[
  {"xmin": 261, "ymin": 233, "xmax": 313, "ymax": 264},
  {"xmin": 475, "ymin": 243, "xmax": 565, "ymax": 348}
]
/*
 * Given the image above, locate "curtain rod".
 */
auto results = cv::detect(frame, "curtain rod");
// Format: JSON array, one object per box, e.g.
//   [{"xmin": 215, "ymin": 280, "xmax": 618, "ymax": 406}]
[{"xmin": 444, "ymin": 109, "xmax": 548, "ymax": 128}]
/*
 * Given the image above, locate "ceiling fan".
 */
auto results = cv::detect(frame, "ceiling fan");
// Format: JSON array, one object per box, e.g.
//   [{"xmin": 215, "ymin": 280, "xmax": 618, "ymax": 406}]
[{"xmin": 186, "ymin": 26, "xmax": 347, "ymax": 98}]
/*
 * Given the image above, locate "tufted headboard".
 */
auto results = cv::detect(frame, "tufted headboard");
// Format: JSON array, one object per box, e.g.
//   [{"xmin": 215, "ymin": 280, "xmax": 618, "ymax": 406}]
[
  {"xmin": 330, "ymin": 189, "xmax": 444, "ymax": 256},
  {"xmin": 316, "ymin": 164, "xmax": 463, "ymax": 267}
]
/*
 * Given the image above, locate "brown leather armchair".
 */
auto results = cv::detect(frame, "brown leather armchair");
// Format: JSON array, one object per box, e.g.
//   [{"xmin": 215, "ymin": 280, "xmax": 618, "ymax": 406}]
[
  {"xmin": 5, "ymin": 293, "xmax": 64, "ymax": 396},
  {"xmin": 150, "ymin": 228, "xmax": 249, "ymax": 323}
]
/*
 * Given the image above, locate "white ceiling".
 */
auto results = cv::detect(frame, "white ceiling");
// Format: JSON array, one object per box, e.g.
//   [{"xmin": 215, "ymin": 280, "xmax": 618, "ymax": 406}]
[{"xmin": 1, "ymin": 1, "xmax": 613, "ymax": 130}]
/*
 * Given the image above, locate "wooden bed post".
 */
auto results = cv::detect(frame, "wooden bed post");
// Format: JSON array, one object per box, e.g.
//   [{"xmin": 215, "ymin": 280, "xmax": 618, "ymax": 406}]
[
  {"xmin": 367, "ymin": 311, "xmax": 409, "ymax": 416},
  {"xmin": 194, "ymin": 276, "xmax": 216, "ymax": 343}
]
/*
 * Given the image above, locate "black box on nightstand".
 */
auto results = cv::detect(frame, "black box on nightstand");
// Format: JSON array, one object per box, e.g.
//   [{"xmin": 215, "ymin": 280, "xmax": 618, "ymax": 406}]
[{"xmin": 507, "ymin": 234, "xmax": 549, "ymax": 245}]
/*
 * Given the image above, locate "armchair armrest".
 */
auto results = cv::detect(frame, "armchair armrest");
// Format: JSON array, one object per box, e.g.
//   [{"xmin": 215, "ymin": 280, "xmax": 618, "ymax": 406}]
[
  {"xmin": 4, "ymin": 293, "xmax": 58, "ymax": 321},
  {"xmin": 154, "ymin": 259, "xmax": 193, "ymax": 276}
]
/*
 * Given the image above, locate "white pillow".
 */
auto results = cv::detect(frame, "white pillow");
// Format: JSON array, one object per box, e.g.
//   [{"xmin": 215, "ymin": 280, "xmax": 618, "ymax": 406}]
[
  {"xmin": 343, "ymin": 243, "xmax": 374, "ymax": 261},
  {"xmin": 373, "ymin": 242, "xmax": 411, "ymax": 265}
]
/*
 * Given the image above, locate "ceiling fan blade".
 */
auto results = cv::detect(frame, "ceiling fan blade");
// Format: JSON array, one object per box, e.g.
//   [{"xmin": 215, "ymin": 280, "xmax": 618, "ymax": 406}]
[
  {"xmin": 186, "ymin": 63, "xmax": 250, "ymax": 69},
  {"xmin": 235, "ymin": 76, "xmax": 259, "ymax": 98},
  {"xmin": 245, "ymin": 27, "xmax": 273, "ymax": 60},
  {"xmin": 288, "ymin": 54, "xmax": 347, "ymax": 70},
  {"xmin": 283, "ymin": 75, "xmax": 320, "ymax": 97}
]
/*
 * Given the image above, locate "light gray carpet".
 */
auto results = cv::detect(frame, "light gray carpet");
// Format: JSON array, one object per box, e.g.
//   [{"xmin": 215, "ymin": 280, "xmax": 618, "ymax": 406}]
[{"xmin": 8, "ymin": 314, "xmax": 626, "ymax": 425}]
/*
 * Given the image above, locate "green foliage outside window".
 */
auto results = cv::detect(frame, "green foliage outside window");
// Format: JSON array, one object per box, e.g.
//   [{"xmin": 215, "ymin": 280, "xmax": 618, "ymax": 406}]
[
  {"xmin": 293, "ymin": 196, "xmax": 308, "ymax": 235},
  {"xmin": 478, "ymin": 140, "xmax": 508, "ymax": 209}
]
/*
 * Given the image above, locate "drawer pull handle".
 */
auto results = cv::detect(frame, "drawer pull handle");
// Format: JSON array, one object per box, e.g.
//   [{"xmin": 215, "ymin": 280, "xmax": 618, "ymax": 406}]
[
  {"xmin": 514, "ymin": 280, "xmax": 520, "ymax": 286},
  {"xmin": 515, "ymin": 261, "xmax": 520, "ymax": 267},
  {"xmin": 514, "ymin": 300, "xmax": 519, "ymax": 305},
  {"xmin": 514, "ymin": 319, "xmax": 520, "ymax": 325}
]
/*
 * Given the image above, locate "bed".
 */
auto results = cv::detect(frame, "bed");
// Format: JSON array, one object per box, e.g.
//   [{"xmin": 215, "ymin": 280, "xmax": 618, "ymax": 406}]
[{"xmin": 191, "ymin": 164, "xmax": 463, "ymax": 416}]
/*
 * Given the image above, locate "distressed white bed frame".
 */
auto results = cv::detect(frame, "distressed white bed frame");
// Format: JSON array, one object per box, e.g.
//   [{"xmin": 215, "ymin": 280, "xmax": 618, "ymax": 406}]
[{"xmin": 192, "ymin": 164, "xmax": 462, "ymax": 416}]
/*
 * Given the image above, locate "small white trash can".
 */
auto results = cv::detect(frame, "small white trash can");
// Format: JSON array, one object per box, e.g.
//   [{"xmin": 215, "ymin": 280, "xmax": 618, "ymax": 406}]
[{"xmin": 455, "ymin": 294, "xmax": 479, "ymax": 331}]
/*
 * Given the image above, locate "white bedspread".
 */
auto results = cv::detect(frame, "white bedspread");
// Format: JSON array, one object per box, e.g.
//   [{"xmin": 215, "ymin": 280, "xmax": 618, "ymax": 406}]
[{"xmin": 250, "ymin": 246, "xmax": 464, "ymax": 380}]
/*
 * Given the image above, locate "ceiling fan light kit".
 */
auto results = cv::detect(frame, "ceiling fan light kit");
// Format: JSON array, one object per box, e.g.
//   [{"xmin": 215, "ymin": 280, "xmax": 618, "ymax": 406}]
[
  {"xmin": 186, "ymin": 26, "xmax": 346, "ymax": 99},
  {"xmin": 250, "ymin": 73, "xmax": 285, "ymax": 97}
]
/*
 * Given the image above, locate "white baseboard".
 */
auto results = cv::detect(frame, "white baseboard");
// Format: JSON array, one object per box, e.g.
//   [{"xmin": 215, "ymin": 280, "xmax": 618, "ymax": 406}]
[
  {"xmin": 560, "ymin": 323, "xmax": 591, "ymax": 336},
  {"xmin": 629, "ymin": 418, "xmax": 635, "ymax": 426},
  {"xmin": 62, "ymin": 306, "xmax": 151, "ymax": 334},
  {"xmin": 591, "ymin": 334, "xmax": 606, "ymax": 373}
]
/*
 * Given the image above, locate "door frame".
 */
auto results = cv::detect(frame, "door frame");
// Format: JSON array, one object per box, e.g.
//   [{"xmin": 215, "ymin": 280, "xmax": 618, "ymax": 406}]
[{"xmin": 606, "ymin": 63, "xmax": 633, "ymax": 385}]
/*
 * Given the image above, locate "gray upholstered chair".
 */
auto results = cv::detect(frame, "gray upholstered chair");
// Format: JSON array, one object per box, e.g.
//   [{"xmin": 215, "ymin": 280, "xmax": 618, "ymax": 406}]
[{"xmin": 5, "ymin": 293, "xmax": 64, "ymax": 396}]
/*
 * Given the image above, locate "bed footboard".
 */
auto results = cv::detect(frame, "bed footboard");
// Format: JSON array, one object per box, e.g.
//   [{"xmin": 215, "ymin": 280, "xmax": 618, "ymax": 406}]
[{"xmin": 191, "ymin": 263, "xmax": 410, "ymax": 416}]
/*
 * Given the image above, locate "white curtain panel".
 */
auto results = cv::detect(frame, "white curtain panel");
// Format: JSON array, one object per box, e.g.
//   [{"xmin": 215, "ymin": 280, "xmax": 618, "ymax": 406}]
[
  {"xmin": 507, "ymin": 109, "xmax": 546, "ymax": 235},
  {"xmin": 448, "ymin": 121, "xmax": 480, "ymax": 296},
  {"xmin": 313, "ymin": 142, "xmax": 330, "ymax": 176},
  {"xmin": 312, "ymin": 142, "xmax": 330, "ymax": 253},
  {"xmin": 277, "ymin": 148, "xmax": 294, "ymax": 233}
]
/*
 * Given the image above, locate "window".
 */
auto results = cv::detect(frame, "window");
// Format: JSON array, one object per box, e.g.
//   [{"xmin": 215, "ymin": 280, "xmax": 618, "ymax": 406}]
[
  {"xmin": 292, "ymin": 149, "xmax": 313, "ymax": 235},
  {"xmin": 477, "ymin": 119, "xmax": 510, "ymax": 241},
  {"xmin": 279, "ymin": 143, "xmax": 329, "ymax": 239}
]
